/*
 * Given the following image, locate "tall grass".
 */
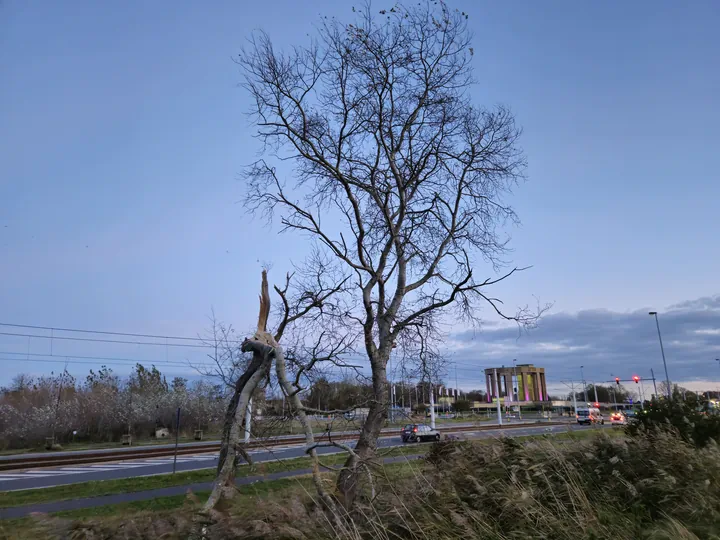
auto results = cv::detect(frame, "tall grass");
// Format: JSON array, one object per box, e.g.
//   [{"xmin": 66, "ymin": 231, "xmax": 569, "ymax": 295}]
[{"xmin": 13, "ymin": 428, "xmax": 720, "ymax": 539}]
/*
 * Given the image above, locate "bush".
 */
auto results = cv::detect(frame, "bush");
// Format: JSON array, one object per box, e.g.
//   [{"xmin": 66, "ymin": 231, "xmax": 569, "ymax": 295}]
[
  {"xmin": 627, "ymin": 394, "xmax": 720, "ymax": 447},
  {"xmin": 16, "ymin": 430, "xmax": 720, "ymax": 539}
]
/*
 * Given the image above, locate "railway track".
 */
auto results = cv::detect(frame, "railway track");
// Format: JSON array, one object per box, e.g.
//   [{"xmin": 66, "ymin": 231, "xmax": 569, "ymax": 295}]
[{"xmin": 0, "ymin": 421, "xmax": 566, "ymax": 472}]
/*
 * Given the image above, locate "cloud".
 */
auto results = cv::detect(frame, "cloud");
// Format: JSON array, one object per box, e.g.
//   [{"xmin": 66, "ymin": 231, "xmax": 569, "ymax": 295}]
[{"xmin": 450, "ymin": 294, "xmax": 720, "ymax": 391}]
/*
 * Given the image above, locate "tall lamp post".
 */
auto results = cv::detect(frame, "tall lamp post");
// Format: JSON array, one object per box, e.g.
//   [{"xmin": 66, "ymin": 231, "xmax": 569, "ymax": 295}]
[
  {"xmin": 715, "ymin": 359, "xmax": 720, "ymax": 400},
  {"xmin": 580, "ymin": 365, "xmax": 589, "ymax": 405},
  {"xmin": 649, "ymin": 311, "xmax": 672, "ymax": 400},
  {"xmin": 513, "ymin": 359, "xmax": 522, "ymax": 420}
]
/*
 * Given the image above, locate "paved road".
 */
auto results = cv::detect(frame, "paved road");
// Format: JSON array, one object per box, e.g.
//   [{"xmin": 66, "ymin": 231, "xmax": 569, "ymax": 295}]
[
  {"xmin": 0, "ymin": 418, "xmax": 565, "ymax": 462},
  {"xmin": 0, "ymin": 423, "xmax": 601, "ymax": 492}
]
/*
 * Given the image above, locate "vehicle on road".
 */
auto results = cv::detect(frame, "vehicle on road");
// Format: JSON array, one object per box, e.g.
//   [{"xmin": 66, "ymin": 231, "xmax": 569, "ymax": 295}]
[
  {"xmin": 610, "ymin": 412, "xmax": 626, "ymax": 425},
  {"xmin": 576, "ymin": 407, "xmax": 604, "ymax": 425},
  {"xmin": 401, "ymin": 424, "xmax": 441, "ymax": 443}
]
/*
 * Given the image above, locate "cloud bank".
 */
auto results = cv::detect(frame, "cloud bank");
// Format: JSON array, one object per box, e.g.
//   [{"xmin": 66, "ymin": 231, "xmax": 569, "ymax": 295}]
[{"xmin": 450, "ymin": 295, "xmax": 720, "ymax": 393}]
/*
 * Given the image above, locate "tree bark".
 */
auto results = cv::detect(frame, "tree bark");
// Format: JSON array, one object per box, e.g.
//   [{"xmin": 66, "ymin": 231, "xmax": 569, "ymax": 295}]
[
  {"xmin": 273, "ymin": 345, "xmax": 345, "ymax": 519},
  {"xmin": 335, "ymin": 358, "xmax": 389, "ymax": 508},
  {"xmin": 203, "ymin": 345, "xmax": 272, "ymax": 512}
]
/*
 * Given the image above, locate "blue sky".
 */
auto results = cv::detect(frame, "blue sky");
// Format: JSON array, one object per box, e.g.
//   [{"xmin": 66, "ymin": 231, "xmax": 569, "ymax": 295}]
[{"xmin": 1, "ymin": 1, "xmax": 718, "ymax": 393}]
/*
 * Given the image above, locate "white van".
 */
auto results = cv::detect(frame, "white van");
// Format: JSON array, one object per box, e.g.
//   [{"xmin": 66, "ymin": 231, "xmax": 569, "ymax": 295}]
[{"xmin": 576, "ymin": 407, "xmax": 604, "ymax": 425}]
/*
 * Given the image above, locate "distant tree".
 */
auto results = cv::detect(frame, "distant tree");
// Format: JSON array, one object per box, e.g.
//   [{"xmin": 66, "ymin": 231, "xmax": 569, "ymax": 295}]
[
  {"xmin": 171, "ymin": 377, "xmax": 187, "ymax": 393},
  {"xmin": 454, "ymin": 399, "xmax": 471, "ymax": 414},
  {"xmin": 466, "ymin": 389, "xmax": 487, "ymax": 402},
  {"xmin": 570, "ymin": 384, "xmax": 632, "ymax": 404}
]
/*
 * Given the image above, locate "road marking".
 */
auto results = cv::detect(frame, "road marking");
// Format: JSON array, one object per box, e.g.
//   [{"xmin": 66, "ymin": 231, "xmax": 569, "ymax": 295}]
[
  {"xmin": 22, "ymin": 470, "xmax": 78, "ymax": 476},
  {"xmin": 57, "ymin": 467, "xmax": 112, "ymax": 473},
  {"xmin": 90, "ymin": 463, "xmax": 154, "ymax": 469}
]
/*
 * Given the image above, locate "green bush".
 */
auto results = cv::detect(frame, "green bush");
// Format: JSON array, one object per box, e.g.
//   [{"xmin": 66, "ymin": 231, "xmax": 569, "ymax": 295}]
[
  {"xmin": 627, "ymin": 394, "xmax": 720, "ymax": 447},
  {"xmin": 19, "ymin": 430, "xmax": 720, "ymax": 539}
]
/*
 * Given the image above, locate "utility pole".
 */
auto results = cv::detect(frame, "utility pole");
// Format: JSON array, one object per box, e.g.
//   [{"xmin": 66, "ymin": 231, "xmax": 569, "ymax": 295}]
[
  {"xmin": 650, "ymin": 368, "xmax": 658, "ymax": 399},
  {"xmin": 649, "ymin": 311, "xmax": 672, "ymax": 400},
  {"xmin": 172, "ymin": 407, "xmax": 181, "ymax": 474},
  {"xmin": 429, "ymin": 384, "xmax": 436, "ymax": 429},
  {"xmin": 593, "ymin": 383, "xmax": 599, "ymax": 405},
  {"xmin": 493, "ymin": 368, "xmax": 503, "ymax": 426},
  {"xmin": 454, "ymin": 364, "xmax": 459, "ymax": 404},
  {"xmin": 391, "ymin": 384, "xmax": 396, "ymax": 423},
  {"xmin": 244, "ymin": 398, "xmax": 252, "ymax": 444},
  {"xmin": 580, "ymin": 366, "xmax": 589, "ymax": 404},
  {"xmin": 561, "ymin": 380, "xmax": 578, "ymax": 417},
  {"xmin": 639, "ymin": 378, "xmax": 646, "ymax": 410}
]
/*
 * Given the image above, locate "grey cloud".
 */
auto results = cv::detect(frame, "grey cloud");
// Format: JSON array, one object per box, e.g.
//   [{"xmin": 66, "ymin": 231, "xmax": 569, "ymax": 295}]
[{"xmin": 450, "ymin": 295, "xmax": 720, "ymax": 389}]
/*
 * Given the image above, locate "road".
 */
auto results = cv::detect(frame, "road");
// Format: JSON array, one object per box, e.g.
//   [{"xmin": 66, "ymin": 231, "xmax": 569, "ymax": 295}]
[
  {"xmin": 0, "ymin": 419, "xmax": 546, "ymax": 462},
  {"xmin": 0, "ymin": 422, "xmax": 603, "ymax": 492}
]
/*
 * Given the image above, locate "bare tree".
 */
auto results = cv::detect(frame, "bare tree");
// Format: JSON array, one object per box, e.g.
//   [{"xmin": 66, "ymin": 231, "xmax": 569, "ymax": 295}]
[
  {"xmin": 238, "ymin": 2, "xmax": 548, "ymax": 507},
  {"xmin": 201, "ymin": 267, "xmax": 350, "ymax": 516}
]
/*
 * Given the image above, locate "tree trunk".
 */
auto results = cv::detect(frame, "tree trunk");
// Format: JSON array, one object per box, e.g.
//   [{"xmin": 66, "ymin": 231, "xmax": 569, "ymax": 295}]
[
  {"xmin": 336, "ymin": 359, "xmax": 389, "ymax": 508},
  {"xmin": 274, "ymin": 345, "xmax": 342, "ymax": 515},
  {"xmin": 203, "ymin": 348, "xmax": 271, "ymax": 512}
]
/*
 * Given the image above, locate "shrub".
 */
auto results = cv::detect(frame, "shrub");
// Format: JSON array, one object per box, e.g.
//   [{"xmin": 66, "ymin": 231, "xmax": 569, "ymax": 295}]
[
  {"xmin": 627, "ymin": 394, "xmax": 720, "ymax": 447},
  {"xmin": 15, "ymin": 430, "xmax": 720, "ymax": 539}
]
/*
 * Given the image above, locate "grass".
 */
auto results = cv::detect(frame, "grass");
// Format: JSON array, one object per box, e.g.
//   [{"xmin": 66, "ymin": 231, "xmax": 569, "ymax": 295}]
[
  {"xmin": 0, "ymin": 461, "xmax": 420, "ymax": 539},
  {"xmin": 7, "ymin": 426, "xmax": 699, "ymax": 540},
  {"xmin": 0, "ymin": 444, "xmax": 421, "ymax": 509},
  {"xmin": 0, "ymin": 426, "xmax": 612, "ymax": 510}
]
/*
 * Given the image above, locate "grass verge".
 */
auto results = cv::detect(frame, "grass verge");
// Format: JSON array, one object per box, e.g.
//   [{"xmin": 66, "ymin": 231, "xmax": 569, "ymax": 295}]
[{"xmin": 0, "ymin": 445, "xmax": 421, "ymax": 509}]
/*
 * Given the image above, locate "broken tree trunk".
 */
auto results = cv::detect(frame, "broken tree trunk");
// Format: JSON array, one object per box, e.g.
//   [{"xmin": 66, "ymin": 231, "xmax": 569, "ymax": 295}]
[{"xmin": 203, "ymin": 270, "xmax": 276, "ymax": 513}]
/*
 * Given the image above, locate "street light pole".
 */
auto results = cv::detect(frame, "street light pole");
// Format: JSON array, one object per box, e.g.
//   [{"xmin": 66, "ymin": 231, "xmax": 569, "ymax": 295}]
[
  {"xmin": 513, "ymin": 359, "xmax": 522, "ymax": 419},
  {"xmin": 493, "ymin": 368, "xmax": 503, "ymax": 426},
  {"xmin": 580, "ymin": 365, "xmax": 588, "ymax": 404},
  {"xmin": 649, "ymin": 311, "xmax": 672, "ymax": 400}
]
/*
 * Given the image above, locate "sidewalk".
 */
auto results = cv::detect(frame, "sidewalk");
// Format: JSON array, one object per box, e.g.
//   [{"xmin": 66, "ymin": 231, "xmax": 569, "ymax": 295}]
[{"xmin": 0, "ymin": 455, "xmax": 423, "ymax": 520}]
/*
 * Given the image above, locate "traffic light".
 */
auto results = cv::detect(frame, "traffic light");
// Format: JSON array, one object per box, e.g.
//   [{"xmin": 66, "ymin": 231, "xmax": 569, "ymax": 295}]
[
  {"xmin": 615, "ymin": 377, "xmax": 620, "ymax": 386},
  {"xmin": 633, "ymin": 375, "xmax": 640, "ymax": 384}
]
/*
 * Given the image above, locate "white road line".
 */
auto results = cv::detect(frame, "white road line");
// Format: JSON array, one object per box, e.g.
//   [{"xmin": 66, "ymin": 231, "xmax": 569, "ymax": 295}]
[
  {"xmin": 57, "ymin": 467, "xmax": 112, "ymax": 472},
  {"xmin": 22, "ymin": 470, "xmax": 78, "ymax": 476},
  {"xmin": 87, "ymin": 464, "xmax": 145, "ymax": 469},
  {"xmin": 0, "ymin": 474, "xmax": 33, "ymax": 479}
]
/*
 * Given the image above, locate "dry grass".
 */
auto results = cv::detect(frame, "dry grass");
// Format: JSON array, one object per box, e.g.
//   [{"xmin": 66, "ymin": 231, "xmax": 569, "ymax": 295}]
[{"xmin": 3, "ymin": 428, "xmax": 719, "ymax": 539}]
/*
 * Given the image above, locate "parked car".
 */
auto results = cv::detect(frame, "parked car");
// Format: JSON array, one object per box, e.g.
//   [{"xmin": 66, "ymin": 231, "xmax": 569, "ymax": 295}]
[
  {"xmin": 401, "ymin": 424, "xmax": 441, "ymax": 443},
  {"xmin": 610, "ymin": 412, "xmax": 626, "ymax": 425},
  {"xmin": 576, "ymin": 407, "xmax": 604, "ymax": 425}
]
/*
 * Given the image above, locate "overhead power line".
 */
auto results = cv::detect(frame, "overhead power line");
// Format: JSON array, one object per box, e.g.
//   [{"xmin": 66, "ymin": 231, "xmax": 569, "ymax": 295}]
[
  {"xmin": 0, "ymin": 331, "xmax": 213, "ymax": 349},
  {"xmin": 0, "ymin": 322, "xmax": 232, "ymax": 343}
]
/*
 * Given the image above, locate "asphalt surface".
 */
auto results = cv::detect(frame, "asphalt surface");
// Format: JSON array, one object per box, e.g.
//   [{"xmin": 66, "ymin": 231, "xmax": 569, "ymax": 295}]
[
  {"xmin": 0, "ymin": 418, "xmax": 551, "ymax": 462},
  {"xmin": 0, "ymin": 422, "xmax": 596, "ymax": 493}
]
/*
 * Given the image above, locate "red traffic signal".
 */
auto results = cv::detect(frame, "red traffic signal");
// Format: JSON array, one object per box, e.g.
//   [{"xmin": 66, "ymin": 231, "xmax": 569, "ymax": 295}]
[
  {"xmin": 633, "ymin": 375, "xmax": 640, "ymax": 384},
  {"xmin": 615, "ymin": 377, "xmax": 620, "ymax": 385}
]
